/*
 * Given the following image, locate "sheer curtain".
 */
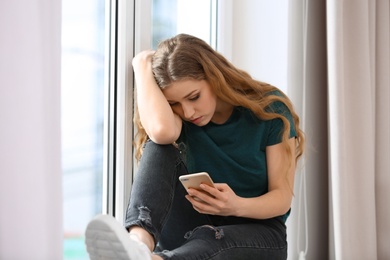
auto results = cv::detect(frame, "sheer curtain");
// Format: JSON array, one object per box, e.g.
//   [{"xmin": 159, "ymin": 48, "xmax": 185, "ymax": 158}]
[
  {"xmin": 0, "ymin": 0, "xmax": 62, "ymax": 258},
  {"xmin": 288, "ymin": 0, "xmax": 390, "ymax": 259},
  {"xmin": 287, "ymin": 0, "xmax": 329, "ymax": 259}
]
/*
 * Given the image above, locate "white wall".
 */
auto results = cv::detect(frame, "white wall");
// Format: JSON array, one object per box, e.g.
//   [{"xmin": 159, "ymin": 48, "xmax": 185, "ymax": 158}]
[
  {"xmin": 218, "ymin": 0, "xmax": 288, "ymax": 92},
  {"xmin": 0, "ymin": 1, "xmax": 62, "ymax": 259}
]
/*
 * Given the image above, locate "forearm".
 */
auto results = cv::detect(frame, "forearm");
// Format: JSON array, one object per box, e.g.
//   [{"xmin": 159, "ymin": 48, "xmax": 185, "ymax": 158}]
[
  {"xmin": 234, "ymin": 138, "xmax": 296, "ymax": 219},
  {"xmin": 133, "ymin": 53, "xmax": 181, "ymax": 144},
  {"xmin": 234, "ymin": 190, "xmax": 292, "ymax": 219}
]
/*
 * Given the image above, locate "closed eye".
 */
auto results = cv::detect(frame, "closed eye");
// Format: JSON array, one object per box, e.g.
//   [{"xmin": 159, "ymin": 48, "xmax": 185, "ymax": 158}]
[{"xmin": 189, "ymin": 94, "xmax": 200, "ymax": 101}]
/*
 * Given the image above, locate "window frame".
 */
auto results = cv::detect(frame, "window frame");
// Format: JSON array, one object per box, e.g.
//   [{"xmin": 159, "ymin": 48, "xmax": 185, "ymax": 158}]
[{"xmin": 103, "ymin": 0, "xmax": 219, "ymax": 224}]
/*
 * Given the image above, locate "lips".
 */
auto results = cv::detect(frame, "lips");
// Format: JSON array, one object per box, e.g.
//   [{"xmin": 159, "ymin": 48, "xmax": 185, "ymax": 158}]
[{"xmin": 190, "ymin": 116, "xmax": 203, "ymax": 124}]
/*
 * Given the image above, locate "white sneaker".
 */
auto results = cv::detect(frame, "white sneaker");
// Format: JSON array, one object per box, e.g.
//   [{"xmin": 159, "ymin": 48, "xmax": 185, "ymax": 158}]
[{"xmin": 85, "ymin": 214, "xmax": 152, "ymax": 260}]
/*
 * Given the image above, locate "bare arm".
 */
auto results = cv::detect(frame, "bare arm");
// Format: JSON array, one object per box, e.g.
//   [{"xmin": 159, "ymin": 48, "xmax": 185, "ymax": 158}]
[
  {"xmin": 186, "ymin": 138, "xmax": 296, "ymax": 219},
  {"xmin": 133, "ymin": 50, "xmax": 182, "ymax": 144}
]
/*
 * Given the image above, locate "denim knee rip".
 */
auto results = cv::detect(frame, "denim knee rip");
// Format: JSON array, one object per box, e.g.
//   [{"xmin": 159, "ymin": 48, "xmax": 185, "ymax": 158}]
[
  {"xmin": 184, "ymin": 225, "xmax": 225, "ymax": 240},
  {"xmin": 137, "ymin": 206, "xmax": 152, "ymax": 226}
]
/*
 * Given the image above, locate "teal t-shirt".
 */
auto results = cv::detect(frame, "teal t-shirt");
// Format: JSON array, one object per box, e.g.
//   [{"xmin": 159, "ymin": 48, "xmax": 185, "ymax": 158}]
[{"xmin": 178, "ymin": 101, "xmax": 296, "ymax": 221}]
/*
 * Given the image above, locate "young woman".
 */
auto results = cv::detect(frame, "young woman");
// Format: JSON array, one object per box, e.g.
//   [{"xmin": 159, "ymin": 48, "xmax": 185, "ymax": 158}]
[{"xmin": 85, "ymin": 34, "xmax": 305, "ymax": 260}]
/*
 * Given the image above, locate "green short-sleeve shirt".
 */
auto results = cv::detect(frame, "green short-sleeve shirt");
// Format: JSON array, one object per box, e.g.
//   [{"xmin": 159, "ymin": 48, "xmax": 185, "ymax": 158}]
[{"xmin": 178, "ymin": 101, "xmax": 296, "ymax": 221}]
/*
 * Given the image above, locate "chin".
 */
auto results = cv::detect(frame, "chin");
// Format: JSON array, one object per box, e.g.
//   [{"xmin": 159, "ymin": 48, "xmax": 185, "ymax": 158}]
[
  {"xmin": 190, "ymin": 118, "xmax": 209, "ymax": 126},
  {"xmin": 197, "ymin": 119, "xmax": 210, "ymax": 126}
]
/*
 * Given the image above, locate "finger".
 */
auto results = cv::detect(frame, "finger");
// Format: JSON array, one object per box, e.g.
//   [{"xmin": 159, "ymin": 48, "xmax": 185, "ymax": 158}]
[
  {"xmin": 190, "ymin": 199, "xmax": 217, "ymax": 215},
  {"xmin": 186, "ymin": 194, "xmax": 208, "ymax": 205},
  {"xmin": 199, "ymin": 184, "xmax": 220, "ymax": 198},
  {"xmin": 188, "ymin": 188, "xmax": 214, "ymax": 203},
  {"xmin": 185, "ymin": 195, "xmax": 208, "ymax": 212},
  {"xmin": 213, "ymin": 183, "xmax": 226, "ymax": 189}
]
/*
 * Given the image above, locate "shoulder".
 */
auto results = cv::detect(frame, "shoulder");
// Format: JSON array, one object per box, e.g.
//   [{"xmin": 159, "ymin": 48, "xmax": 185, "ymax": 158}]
[{"xmin": 264, "ymin": 90, "xmax": 292, "ymax": 115}]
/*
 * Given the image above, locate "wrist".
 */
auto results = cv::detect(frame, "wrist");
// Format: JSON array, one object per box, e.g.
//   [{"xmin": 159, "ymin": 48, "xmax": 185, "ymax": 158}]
[{"xmin": 233, "ymin": 197, "xmax": 246, "ymax": 217}]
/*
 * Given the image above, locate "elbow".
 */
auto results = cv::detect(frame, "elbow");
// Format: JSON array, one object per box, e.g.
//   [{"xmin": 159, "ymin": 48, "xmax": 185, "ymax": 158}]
[
  {"xmin": 147, "ymin": 125, "xmax": 179, "ymax": 144},
  {"xmin": 270, "ymin": 203, "xmax": 291, "ymax": 219},
  {"xmin": 279, "ymin": 203, "xmax": 292, "ymax": 216},
  {"xmin": 279, "ymin": 196, "xmax": 293, "ymax": 216},
  {"xmin": 273, "ymin": 191, "xmax": 293, "ymax": 217}
]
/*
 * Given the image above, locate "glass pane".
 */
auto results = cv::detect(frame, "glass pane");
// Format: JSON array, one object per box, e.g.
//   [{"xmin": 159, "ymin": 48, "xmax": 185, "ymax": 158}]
[
  {"xmin": 61, "ymin": 0, "xmax": 106, "ymax": 258},
  {"xmin": 152, "ymin": 0, "xmax": 214, "ymax": 49}
]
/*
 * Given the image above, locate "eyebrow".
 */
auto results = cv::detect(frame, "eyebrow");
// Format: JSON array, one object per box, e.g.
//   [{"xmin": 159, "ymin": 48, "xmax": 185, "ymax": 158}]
[{"xmin": 167, "ymin": 90, "xmax": 198, "ymax": 103}]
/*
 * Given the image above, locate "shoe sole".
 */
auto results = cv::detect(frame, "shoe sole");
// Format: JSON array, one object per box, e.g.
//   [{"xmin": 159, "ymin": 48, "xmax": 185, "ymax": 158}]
[{"xmin": 85, "ymin": 215, "xmax": 139, "ymax": 260}]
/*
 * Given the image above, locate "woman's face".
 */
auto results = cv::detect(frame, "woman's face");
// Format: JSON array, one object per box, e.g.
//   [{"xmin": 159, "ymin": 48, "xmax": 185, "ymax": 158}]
[{"xmin": 162, "ymin": 79, "xmax": 218, "ymax": 126}]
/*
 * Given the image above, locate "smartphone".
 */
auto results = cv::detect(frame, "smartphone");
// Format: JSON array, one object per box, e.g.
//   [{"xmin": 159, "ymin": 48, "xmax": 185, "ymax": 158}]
[{"xmin": 179, "ymin": 172, "xmax": 215, "ymax": 191}]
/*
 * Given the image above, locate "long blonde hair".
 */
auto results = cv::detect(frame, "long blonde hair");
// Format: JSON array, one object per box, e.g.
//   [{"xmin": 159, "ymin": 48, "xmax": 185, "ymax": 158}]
[{"xmin": 134, "ymin": 34, "xmax": 304, "ymax": 165}]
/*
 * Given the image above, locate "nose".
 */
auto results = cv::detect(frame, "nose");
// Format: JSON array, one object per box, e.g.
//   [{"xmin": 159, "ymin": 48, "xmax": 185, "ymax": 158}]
[{"xmin": 182, "ymin": 103, "xmax": 195, "ymax": 119}]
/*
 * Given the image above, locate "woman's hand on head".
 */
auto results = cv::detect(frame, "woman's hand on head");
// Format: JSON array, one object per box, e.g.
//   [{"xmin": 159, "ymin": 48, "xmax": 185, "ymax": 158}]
[
  {"xmin": 185, "ymin": 183, "xmax": 243, "ymax": 217},
  {"xmin": 132, "ymin": 50, "xmax": 155, "ymax": 73}
]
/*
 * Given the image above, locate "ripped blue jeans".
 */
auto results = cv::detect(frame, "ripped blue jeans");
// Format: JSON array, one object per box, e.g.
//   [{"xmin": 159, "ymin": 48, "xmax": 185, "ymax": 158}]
[{"xmin": 124, "ymin": 141, "xmax": 287, "ymax": 260}]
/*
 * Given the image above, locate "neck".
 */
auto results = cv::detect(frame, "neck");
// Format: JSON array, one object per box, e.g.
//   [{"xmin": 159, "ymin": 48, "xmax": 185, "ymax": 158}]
[{"xmin": 211, "ymin": 101, "xmax": 234, "ymax": 124}]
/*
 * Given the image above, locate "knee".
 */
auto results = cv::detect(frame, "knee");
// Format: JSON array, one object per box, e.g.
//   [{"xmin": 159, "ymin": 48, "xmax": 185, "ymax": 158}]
[
  {"xmin": 142, "ymin": 140, "xmax": 181, "ymax": 160},
  {"xmin": 143, "ymin": 140, "xmax": 177, "ymax": 151}
]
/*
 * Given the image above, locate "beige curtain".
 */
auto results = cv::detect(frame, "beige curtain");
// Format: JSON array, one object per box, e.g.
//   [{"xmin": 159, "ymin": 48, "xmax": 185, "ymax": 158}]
[
  {"xmin": 287, "ymin": 0, "xmax": 390, "ymax": 259},
  {"xmin": 327, "ymin": 0, "xmax": 390, "ymax": 259},
  {"xmin": 0, "ymin": 0, "xmax": 62, "ymax": 258}
]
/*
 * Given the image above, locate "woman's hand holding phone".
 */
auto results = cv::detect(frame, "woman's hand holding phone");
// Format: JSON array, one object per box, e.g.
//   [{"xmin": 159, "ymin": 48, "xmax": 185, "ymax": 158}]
[{"xmin": 179, "ymin": 172, "xmax": 242, "ymax": 216}]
